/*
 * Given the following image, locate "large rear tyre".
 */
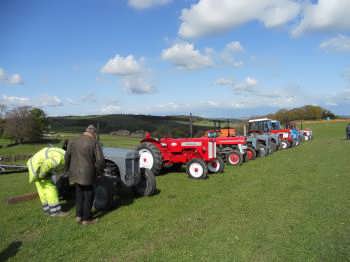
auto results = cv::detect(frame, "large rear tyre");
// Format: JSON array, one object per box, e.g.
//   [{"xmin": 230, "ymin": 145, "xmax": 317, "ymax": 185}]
[
  {"xmin": 133, "ymin": 168, "xmax": 156, "ymax": 196},
  {"xmin": 207, "ymin": 157, "xmax": 225, "ymax": 174},
  {"xmin": 137, "ymin": 142, "xmax": 163, "ymax": 176},
  {"xmin": 186, "ymin": 159, "xmax": 208, "ymax": 179},
  {"xmin": 226, "ymin": 150, "xmax": 243, "ymax": 166},
  {"xmin": 94, "ymin": 176, "xmax": 116, "ymax": 211}
]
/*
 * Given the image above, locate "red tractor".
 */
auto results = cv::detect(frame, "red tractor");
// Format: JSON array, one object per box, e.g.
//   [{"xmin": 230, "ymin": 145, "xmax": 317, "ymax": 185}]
[
  {"xmin": 136, "ymin": 133, "xmax": 224, "ymax": 179},
  {"xmin": 204, "ymin": 129, "xmax": 256, "ymax": 166}
]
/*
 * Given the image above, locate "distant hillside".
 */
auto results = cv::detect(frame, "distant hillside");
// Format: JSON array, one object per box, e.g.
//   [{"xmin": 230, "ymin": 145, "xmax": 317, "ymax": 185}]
[{"xmin": 48, "ymin": 114, "xmax": 243, "ymax": 137}]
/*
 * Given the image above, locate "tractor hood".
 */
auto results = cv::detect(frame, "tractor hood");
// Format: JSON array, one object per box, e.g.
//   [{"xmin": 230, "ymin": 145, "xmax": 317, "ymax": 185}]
[{"xmin": 103, "ymin": 147, "xmax": 139, "ymax": 162}]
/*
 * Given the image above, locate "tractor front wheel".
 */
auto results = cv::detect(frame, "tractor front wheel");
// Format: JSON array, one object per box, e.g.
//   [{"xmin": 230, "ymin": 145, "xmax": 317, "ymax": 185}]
[
  {"xmin": 137, "ymin": 142, "xmax": 163, "ymax": 176},
  {"xmin": 207, "ymin": 157, "xmax": 225, "ymax": 173},
  {"xmin": 226, "ymin": 150, "xmax": 243, "ymax": 166},
  {"xmin": 134, "ymin": 168, "xmax": 156, "ymax": 196},
  {"xmin": 280, "ymin": 140, "xmax": 290, "ymax": 150},
  {"xmin": 186, "ymin": 159, "xmax": 208, "ymax": 179},
  {"xmin": 246, "ymin": 147, "xmax": 256, "ymax": 160}
]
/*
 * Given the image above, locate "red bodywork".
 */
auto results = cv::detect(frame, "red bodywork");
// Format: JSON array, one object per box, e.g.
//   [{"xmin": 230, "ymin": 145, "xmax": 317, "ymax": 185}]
[
  {"xmin": 214, "ymin": 136, "xmax": 247, "ymax": 146},
  {"xmin": 270, "ymin": 129, "xmax": 293, "ymax": 142},
  {"xmin": 141, "ymin": 135, "xmax": 217, "ymax": 166},
  {"xmin": 203, "ymin": 129, "xmax": 247, "ymax": 148}
]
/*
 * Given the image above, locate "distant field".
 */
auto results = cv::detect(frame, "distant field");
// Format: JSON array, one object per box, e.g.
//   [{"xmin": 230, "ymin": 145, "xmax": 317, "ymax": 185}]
[
  {"xmin": 0, "ymin": 121, "xmax": 349, "ymax": 261},
  {"xmin": 0, "ymin": 133, "xmax": 140, "ymax": 159}
]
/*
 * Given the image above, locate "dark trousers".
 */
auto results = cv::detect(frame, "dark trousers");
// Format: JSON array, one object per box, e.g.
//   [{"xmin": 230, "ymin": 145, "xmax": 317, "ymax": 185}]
[
  {"xmin": 75, "ymin": 184, "xmax": 94, "ymax": 221},
  {"xmin": 347, "ymin": 133, "xmax": 350, "ymax": 140}
]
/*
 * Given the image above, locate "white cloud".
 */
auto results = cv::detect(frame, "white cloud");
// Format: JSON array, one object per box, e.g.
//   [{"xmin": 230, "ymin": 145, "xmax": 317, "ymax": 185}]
[
  {"xmin": 0, "ymin": 68, "xmax": 6, "ymax": 80},
  {"xmin": 215, "ymin": 78, "xmax": 234, "ymax": 86},
  {"xmin": 245, "ymin": 77, "xmax": 257, "ymax": 86},
  {"xmin": 233, "ymin": 77, "xmax": 258, "ymax": 92},
  {"xmin": 122, "ymin": 77, "xmax": 155, "ymax": 94},
  {"xmin": 37, "ymin": 95, "xmax": 63, "ymax": 107},
  {"xmin": 0, "ymin": 68, "xmax": 23, "ymax": 85},
  {"xmin": 1, "ymin": 95, "xmax": 31, "ymax": 106},
  {"xmin": 101, "ymin": 55, "xmax": 143, "ymax": 76},
  {"xmin": 220, "ymin": 41, "xmax": 245, "ymax": 67},
  {"xmin": 81, "ymin": 92, "xmax": 97, "ymax": 103},
  {"xmin": 325, "ymin": 101, "xmax": 338, "ymax": 106},
  {"xmin": 215, "ymin": 76, "xmax": 257, "ymax": 92},
  {"xmin": 100, "ymin": 105, "xmax": 121, "ymax": 114},
  {"xmin": 128, "ymin": 0, "xmax": 171, "ymax": 9},
  {"xmin": 179, "ymin": 0, "xmax": 300, "ymax": 38},
  {"xmin": 225, "ymin": 41, "xmax": 244, "ymax": 52},
  {"xmin": 161, "ymin": 42, "xmax": 213, "ymax": 70},
  {"xmin": 8, "ymin": 74, "xmax": 23, "ymax": 85},
  {"xmin": 320, "ymin": 35, "xmax": 350, "ymax": 52},
  {"xmin": 342, "ymin": 67, "xmax": 350, "ymax": 81},
  {"xmin": 65, "ymin": 98, "xmax": 79, "ymax": 105},
  {"xmin": 101, "ymin": 54, "xmax": 155, "ymax": 95},
  {"xmin": 292, "ymin": 0, "xmax": 350, "ymax": 37},
  {"xmin": 326, "ymin": 88, "xmax": 350, "ymax": 105}
]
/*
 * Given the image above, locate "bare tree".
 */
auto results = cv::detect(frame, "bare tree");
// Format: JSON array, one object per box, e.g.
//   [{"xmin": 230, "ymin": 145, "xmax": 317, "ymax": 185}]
[{"xmin": 3, "ymin": 106, "xmax": 47, "ymax": 143}]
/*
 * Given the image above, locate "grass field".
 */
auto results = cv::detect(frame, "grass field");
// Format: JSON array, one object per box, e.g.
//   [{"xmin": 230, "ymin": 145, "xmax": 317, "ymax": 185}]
[{"xmin": 0, "ymin": 122, "xmax": 349, "ymax": 261}]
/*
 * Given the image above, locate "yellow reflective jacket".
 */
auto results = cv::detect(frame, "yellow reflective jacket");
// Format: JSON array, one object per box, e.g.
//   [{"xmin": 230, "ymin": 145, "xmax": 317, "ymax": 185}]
[{"xmin": 26, "ymin": 147, "xmax": 65, "ymax": 183}]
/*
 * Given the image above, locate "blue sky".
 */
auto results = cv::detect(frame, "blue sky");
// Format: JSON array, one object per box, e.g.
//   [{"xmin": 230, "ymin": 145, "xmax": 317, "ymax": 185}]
[{"xmin": 1, "ymin": 0, "xmax": 350, "ymax": 117}]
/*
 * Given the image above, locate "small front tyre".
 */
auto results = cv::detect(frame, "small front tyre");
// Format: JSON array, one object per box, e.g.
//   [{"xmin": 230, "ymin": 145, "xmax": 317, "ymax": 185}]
[
  {"xmin": 186, "ymin": 159, "xmax": 208, "ymax": 179},
  {"xmin": 280, "ymin": 140, "xmax": 290, "ymax": 149},
  {"xmin": 226, "ymin": 150, "xmax": 243, "ymax": 166},
  {"xmin": 207, "ymin": 157, "xmax": 225, "ymax": 174},
  {"xmin": 246, "ymin": 147, "xmax": 256, "ymax": 160}
]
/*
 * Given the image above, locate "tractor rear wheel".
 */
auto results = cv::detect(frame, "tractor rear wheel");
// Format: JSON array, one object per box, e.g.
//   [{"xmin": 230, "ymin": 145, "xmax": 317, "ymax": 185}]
[
  {"xmin": 186, "ymin": 158, "xmax": 208, "ymax": 179},
  {"xmin": 280, "ymin": 140, "xmax": 290, "ymax": 150},
  {"xmin": 246, "ymin": 147, "xmax": 256, "ymax": 160},
  {"xmin": 256, "ymin": 143, "xmax": 267, "ymax": 157},
  {"xmin": 94, "ymin": 176, "xmax": 116, "ymax": 211},
  {"xmin": 208, "ymin": 157, "xmax": 225, "ymax": 173},
  {"xmin": 226, "ymin": 150, "xmax": 242, "ymax": 166},
  {"xmin": 134, "ymin": 168, "xmax": 156, "ymax": 196},
  {"xmin": 137, "ymin": 142, "xmax": 163, "ymax": 176}
]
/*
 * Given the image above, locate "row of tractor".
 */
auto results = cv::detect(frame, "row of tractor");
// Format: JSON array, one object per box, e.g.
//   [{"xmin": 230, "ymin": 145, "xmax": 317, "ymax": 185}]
[{"xmin": 135, "ymin": 118, "xmax": 312, "ymax": 180}]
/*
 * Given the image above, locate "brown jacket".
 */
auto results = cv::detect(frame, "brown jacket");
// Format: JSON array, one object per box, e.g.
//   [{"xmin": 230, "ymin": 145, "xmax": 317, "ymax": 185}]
[{"xmin": 65, "ymin": 133, "xmax": 105, "ymax": 186}]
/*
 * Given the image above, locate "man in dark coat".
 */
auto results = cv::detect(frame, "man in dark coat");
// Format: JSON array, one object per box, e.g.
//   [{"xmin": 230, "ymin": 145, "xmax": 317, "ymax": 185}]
[
  {"xmin": 347, "ymin": 123, "xmax": 350, "ymax": 140},
  {"xmin": 65, "ymin": 125, "xmax": 105, "ymax": 225}
]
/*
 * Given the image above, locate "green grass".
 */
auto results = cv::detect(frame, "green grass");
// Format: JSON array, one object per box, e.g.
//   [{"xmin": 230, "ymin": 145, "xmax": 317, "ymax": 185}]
[{"xmin": 0, "ymin": 122, "xmax": 350, "ymax": 261}]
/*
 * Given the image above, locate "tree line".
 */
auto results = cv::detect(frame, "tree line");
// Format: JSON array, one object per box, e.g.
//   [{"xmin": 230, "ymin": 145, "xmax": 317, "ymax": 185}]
[{"xmin": 267, "ymin": 105, "xmax": 336, "ymax": 124}]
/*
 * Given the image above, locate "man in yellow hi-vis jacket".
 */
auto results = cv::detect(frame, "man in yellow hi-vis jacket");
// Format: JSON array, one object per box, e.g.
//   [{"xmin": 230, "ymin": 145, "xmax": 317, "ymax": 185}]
[{"xmin": 27, "ymin": 147, "xmax": 69, "ymax": 216}]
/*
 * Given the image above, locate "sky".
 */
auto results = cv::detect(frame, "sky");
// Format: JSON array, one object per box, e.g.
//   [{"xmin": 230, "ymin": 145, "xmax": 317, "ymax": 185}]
[{"xmin": 1, "ymin": 0, "xmax": 350, "ymax": 118}]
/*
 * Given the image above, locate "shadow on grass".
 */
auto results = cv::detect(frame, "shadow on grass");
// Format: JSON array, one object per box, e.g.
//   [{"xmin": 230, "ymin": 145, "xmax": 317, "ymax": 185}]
[
  {"xmin": 94, "ymin": 186, "xmax": 161, "ymax": 219},
  {"xmin": 57, "ymin": 176, "xmax": 161, "ymax": 219},
  {"xmin": 159, "ymin": 164, "xmax": 184, "ymax": 176},
  {"xmin": 0, "ymin": 241, "xmax": 22, "ymax": 261}
]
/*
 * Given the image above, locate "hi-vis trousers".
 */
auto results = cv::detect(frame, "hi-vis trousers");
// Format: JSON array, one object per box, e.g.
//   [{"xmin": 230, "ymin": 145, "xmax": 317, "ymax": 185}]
[{"xmin": 35, "ymin": 179, "xmax": 61, "ymax": 215}]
